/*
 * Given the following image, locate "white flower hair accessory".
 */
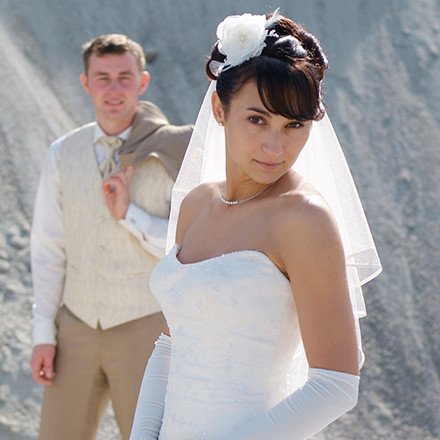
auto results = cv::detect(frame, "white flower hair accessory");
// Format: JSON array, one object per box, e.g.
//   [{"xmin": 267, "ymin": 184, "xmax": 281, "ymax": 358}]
[{"xmin": 216, "ymin": 9, "xmax": 280, "ymax": 71}]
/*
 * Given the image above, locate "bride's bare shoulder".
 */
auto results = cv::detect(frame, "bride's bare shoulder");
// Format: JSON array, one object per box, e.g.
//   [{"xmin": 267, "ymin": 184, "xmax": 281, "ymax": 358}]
[
  {"xmin": 260, "ymin": 176, "xmax": 342, "ymax": 273},
  {"xmin": 180, "ymin": 182, "xmax": 219, "ymax": 209},
  {"xmin": 275, "ymin": 174, "xmax": 329, "ymax": 215},
  {"xmin": 271, "ymin": 176, "xmax": 338, "ymax": 239},
  {"xmin": 175, "ymin": 182, "xmax": 220, "ymax": 241}
]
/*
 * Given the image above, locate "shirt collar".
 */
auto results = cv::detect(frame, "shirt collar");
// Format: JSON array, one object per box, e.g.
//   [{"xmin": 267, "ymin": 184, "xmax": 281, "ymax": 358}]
[{"xmin": 93, "ymin": 124, "xmax": 132, "ymax": 145}]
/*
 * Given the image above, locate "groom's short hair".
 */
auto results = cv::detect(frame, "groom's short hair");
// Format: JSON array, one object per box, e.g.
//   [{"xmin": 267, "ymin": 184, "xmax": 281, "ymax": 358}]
[{"xmin": 82, "ymin": 34, "xmax": 146, "ymax": 73}]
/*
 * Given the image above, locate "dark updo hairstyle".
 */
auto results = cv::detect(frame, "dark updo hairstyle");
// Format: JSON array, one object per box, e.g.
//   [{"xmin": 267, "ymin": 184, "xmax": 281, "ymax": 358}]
[{"xmin": 206, "ymin": 12, "xmax": 328, "ymax": 121}]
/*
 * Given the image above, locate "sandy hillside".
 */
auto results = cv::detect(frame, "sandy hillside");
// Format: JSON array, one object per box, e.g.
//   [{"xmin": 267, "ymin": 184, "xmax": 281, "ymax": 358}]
[{"xmin": 0, "ymin": 0, "xmax": 439, "ymax": 439}]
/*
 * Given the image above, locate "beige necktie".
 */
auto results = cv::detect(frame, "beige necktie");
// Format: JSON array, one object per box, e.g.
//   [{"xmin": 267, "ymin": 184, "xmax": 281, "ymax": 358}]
[{"xmin": 99, "ymin": 136, "xmax": 124, "ymax": 178}]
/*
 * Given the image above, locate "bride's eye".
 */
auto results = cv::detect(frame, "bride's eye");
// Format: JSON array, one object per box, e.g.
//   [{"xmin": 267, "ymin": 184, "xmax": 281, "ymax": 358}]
[
  {"xmin": 287, "ymin": 121, "xmax": 303, "ymax": 129},
  {"xmin": 248, "ymin": 115, "xmax": 264, "ymax": 125}
]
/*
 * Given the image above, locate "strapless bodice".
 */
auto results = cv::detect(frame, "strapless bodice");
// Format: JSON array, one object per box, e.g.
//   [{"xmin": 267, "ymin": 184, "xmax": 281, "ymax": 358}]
[{"xmin": 149, "ymin": 244, "xmax": 302, "ymax": 440}]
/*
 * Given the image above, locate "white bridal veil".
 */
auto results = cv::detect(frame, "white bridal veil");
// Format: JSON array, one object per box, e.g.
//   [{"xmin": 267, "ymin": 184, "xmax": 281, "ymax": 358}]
[{"xmin": 166, "ymin": 81, "xmax": 382, "ymax": 392}]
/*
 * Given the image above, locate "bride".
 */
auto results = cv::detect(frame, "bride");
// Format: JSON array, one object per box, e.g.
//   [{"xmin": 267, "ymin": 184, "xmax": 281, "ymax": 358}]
[{"xmin": 125, "ymin": 9, "xmax": 381, "ymax": 440}]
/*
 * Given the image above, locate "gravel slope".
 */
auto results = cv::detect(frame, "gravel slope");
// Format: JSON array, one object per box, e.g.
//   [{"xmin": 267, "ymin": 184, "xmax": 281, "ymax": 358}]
[{"xmin": 0, "ymin": 1, "xmax": 439, "ymax": 438}]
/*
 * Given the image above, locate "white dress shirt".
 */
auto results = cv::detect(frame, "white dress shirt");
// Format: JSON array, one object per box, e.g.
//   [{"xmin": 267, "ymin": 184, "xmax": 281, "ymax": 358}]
[{"xmin": 31, "ymin": 124, "xmax": 169, "ymax": 346}]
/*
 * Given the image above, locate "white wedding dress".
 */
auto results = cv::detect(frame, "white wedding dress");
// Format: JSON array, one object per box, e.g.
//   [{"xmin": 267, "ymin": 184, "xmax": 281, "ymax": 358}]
[{"xmin": 149, "ymin": 244, "xmax": 303, "ymax": 440}]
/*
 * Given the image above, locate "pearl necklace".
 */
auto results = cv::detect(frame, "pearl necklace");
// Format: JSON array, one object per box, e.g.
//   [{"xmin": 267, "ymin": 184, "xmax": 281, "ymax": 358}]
[{"xmin": 219, "ymin": 183, "xmax": 275, "ymax": 206}]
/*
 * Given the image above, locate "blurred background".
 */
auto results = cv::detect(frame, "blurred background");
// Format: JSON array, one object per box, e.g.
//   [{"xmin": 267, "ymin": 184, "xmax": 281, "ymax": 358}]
[{"xmin": 0, "ymin": 0, "xmax": 439, "ymax": 438}]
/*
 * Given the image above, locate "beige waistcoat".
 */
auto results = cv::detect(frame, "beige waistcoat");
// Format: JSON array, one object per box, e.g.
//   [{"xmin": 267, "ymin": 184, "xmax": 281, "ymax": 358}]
[{"xmin": 58, "ymin": 123, "xmax": 173, "ymax": 329}]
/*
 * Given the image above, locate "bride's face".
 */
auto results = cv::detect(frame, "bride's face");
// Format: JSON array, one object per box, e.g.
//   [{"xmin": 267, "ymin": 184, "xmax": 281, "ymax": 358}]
[{"xmin": 213, "ymin": 81, "xmax": 312, "ymax": 185}]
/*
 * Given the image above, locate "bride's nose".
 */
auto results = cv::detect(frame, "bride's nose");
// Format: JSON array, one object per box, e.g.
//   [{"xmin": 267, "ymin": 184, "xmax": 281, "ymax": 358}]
[{"xmin": 261, "ymin": 132, "xmax": 283, "ymax": 158}]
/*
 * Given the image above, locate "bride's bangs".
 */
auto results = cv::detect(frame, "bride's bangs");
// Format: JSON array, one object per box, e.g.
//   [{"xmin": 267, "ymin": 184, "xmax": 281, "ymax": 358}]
[{"xmin": 256, "ymin": 57, "xmax": 321, "ymax": 121}]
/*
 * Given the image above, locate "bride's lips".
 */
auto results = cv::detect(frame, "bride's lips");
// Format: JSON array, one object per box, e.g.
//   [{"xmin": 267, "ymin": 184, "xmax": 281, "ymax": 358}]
[{"xmin": 254, "ymin": 159, "xmax": 282, "ymax": 170}]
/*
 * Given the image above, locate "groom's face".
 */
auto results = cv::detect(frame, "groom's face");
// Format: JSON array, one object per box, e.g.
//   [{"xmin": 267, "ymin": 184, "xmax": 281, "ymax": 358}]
[{"xmin": 80, "ymin": 52, "xmax": 150, "ymax": 133}]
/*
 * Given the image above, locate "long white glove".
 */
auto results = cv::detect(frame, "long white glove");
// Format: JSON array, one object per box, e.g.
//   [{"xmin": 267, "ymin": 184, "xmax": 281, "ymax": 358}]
[
  {"xmin": 130, "ymin": 333, "xmax": 171, "ymax": 440},
  {"xmin": 225, "ymin": 368, "xmax": 360, "ymax": 440}
]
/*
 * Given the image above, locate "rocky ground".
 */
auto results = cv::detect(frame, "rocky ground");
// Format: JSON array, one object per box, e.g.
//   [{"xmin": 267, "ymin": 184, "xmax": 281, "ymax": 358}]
[{"xmin": 0, "ymin": 0, "xmax": 439, "ymax": 439}]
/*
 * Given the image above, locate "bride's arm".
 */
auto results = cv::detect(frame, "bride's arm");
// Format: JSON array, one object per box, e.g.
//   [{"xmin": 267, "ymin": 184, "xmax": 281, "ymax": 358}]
[
  {"xmin": 130, "ymin": 187, "xmax": 202, "ymax": 440},
  {"xmin": 226, "ymin": 196, "xmax": 360, "ymax": 440},
  {"xmin": 225, "ymin": 367, "xmax": 359, "ymax": 440},
  {"xmin": 130, "ymin": 329, "xmax": 171, "ymax": 440}
]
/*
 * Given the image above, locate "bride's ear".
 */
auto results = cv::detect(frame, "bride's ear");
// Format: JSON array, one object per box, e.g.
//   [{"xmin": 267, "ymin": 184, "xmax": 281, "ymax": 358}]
[{"xmin": 211, "ymin": 91, "xmax": 225, "ymax": 125}]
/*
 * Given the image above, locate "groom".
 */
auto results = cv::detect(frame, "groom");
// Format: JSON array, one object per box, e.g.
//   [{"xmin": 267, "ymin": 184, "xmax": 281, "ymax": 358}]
[{"xmin": 30, "ymin": 34, "xmax": 191, "ymax": 439}]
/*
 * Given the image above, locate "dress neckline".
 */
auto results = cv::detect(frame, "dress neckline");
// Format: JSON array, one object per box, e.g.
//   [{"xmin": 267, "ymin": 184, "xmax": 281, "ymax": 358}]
[{"xmin": 171, "ymin": 243, "xmax": 290, "ymax": 281}]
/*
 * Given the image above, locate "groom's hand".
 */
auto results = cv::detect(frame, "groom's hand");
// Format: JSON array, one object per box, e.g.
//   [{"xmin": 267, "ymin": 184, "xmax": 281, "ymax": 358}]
[
  {"xmin": 31, "ymin": 344, "xmax": 56, "ymax": 385},
  {"xmin": 102, "ymin": 166, "xmax": 134, "ymax": 220}
]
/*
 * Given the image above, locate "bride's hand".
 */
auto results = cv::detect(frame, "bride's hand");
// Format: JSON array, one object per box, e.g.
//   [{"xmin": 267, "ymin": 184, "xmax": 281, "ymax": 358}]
[{"xmin": 102, "ymin": 166, "xmax": 134, "ymax": 220}]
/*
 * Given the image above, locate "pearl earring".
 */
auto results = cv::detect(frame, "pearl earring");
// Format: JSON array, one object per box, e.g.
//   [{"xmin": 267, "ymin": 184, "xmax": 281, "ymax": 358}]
[{"xmin": 218, "ymin": 121, "xmax": 224, "ymax": 126}]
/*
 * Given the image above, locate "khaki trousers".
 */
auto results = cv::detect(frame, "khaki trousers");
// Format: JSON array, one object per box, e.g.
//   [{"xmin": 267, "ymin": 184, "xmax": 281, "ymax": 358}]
[{"xmin": 38, "ymin": 306, "xmax": 165, "ymax": 440}]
